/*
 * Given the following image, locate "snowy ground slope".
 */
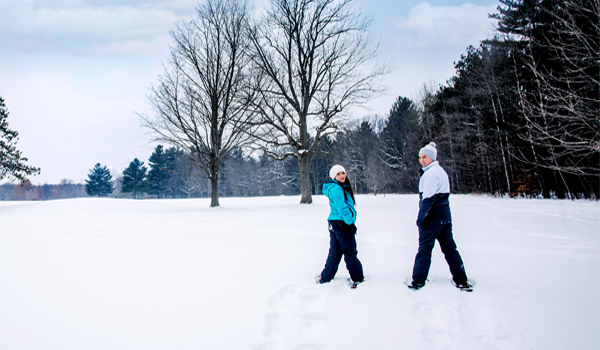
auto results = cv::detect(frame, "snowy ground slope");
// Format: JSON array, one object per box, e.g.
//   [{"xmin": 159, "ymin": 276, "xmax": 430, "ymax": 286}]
[{"xmin": 1, "ymin": 195, "xmax": 598, "ymax": 350}]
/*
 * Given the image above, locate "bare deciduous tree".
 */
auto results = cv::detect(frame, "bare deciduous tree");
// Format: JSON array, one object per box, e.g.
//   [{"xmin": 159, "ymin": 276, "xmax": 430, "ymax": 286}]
[
  {"xmin": 510, "ymin": 0, "xmax": 599, "ymax": 178},
  {"xmin": 140, "ymin": 0, "xmax": 256, "ymax": 207},
  {"xmin": 174, "ymin": 154, "xmax": 204, "ymax": 198},
  {"xmin": 248, "ymin": 0, "xmax": 387, "ymax": 203},
  {"xmin": 363, "ymin": 155, "xmax": 391, "ymax": 196}
]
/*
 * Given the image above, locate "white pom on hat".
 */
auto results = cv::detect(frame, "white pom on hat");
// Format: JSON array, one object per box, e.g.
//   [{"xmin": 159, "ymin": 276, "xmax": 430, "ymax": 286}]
[
  {"xmin": 329, "ymin": 165, "xmax": 346, "ymax": 179},
  {"xmin": 419, "ymin": 142, "xmax": 437, "ymax": 161}
]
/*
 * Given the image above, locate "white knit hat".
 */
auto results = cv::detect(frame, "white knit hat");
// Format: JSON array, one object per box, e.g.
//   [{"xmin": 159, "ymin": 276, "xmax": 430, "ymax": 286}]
[
  {"xmin": 329, "ymin": 165, "xmax": 346, "ymax": 179},
  {"xmin": 419, "ymin": 142, "xmax": 437, "ymax": 161}
]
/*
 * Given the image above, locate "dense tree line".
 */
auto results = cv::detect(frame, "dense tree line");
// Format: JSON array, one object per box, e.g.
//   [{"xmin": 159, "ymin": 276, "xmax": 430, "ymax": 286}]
[{"xmin": 0, "ymin": 179, "xmax": 86, "ymax": 201}]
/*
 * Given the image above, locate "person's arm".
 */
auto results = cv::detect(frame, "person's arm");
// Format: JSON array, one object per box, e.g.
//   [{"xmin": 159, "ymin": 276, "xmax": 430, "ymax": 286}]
[
  {"xmin": 330, "ymin": 185, "xmax": 356, "ymax": 225},
  {"xmin": 416, "ymin": 173, "xmax": 438, "ymax": 227}
]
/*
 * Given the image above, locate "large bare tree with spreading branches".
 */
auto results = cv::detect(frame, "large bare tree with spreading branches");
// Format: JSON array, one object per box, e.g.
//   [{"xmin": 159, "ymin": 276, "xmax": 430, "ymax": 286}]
[
  {"xmin": 248, "ymin": 0, "xmax": 387, "ymax": 204},
  {"xmin": 140, "ymin": 0, "xmax": 256, "ymax": 207},
  {"xmin": 506, "ymin": 0, "xmax": 599, "ymax": 178}
]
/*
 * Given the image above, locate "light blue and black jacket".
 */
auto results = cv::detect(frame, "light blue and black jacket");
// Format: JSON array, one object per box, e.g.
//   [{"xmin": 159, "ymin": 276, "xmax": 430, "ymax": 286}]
[
  {"xmin": 322, "ymin": 179, "xmax": 357, "ymax": 225},
  {"xmin": 417, "ymin": 161, "xmax": 451, "ymax": 227}
]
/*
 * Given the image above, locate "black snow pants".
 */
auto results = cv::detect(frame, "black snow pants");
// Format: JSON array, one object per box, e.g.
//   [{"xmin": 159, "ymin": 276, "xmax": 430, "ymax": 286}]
[
  {"xmin": 412, "ymin": 215, "xmax": 468, "ymax": 285},
  {"xmin": 320, "ymin": 220, "xmax": 364, "ymax": 283}
]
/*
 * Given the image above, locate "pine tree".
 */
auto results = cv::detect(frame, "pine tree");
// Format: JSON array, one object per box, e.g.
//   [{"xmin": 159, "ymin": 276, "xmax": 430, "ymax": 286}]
[
  {"xmin": 121, "ymin": 158, "xmax": 147, "ymax": 199},
  {"xmin": 146, "ymin": 145, "xmax": 177, "ymax": 198},
  {"xmin": 380, "ymin": 96, "xmax": 423, "ymax": 193},
  {"xmin": 84, "ymin": 163, "xmax": 115, "ymax": 197},
  {"xmin": 0, "ymin": 96, "xmax": 40, "ymax": 183}
]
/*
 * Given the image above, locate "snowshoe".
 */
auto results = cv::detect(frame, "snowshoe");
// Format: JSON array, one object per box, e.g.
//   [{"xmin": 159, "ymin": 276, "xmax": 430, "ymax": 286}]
[
  {"xmin": 315, "ymin": 275, "xmax": 328, "ymax": 284},
  {"xmin": 347, "ymin": 278, "xmax": 364, "ymax": 289},
  {"xmin": 406, "ymin": 280, "xmax": 425, "ymax": 290},
  {"xmin": 453, "ymin": 280, "xmax": 474, "ymax": 292}
]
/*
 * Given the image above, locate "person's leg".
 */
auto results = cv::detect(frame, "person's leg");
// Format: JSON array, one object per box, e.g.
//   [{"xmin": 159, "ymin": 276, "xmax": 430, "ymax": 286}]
[
  {"xmin": 335, "ymin": 223, "xmax": 364, "ymax": 282},
  {"xmin": 320, "ymin": 222, "xmax": 343, "ymax": 282},
  {"xmin": 411, "ymin": 217, "xmax": 443, "ymax": 284},
  {"xmin": 436, "ymin": 217, "xmax": 468, "ymax": 284}
]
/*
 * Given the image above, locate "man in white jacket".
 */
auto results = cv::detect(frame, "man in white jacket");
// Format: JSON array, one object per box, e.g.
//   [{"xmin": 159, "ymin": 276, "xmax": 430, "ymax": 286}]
[{"xmin": 407, "ymin": 142, "xmax": 472, "ymax": 292}]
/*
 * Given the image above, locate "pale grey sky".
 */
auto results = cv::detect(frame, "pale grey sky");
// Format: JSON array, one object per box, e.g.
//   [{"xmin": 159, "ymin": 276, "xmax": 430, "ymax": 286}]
[{"xmin": 0, "ymin": 0, "xmax": 499, "ymax": 185}]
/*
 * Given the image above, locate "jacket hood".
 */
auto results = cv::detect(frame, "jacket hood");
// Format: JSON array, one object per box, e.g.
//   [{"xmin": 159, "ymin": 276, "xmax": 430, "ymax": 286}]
[{"xmin": 322, "ymin": 180, "xmax": 338, "ymax": 198}]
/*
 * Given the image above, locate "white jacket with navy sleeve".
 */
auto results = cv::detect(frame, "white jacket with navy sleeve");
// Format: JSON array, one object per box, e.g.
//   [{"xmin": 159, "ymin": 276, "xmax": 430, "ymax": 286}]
[{"xmin": 417, "ymin": 161, "xmax": 451, "ymax": 226}]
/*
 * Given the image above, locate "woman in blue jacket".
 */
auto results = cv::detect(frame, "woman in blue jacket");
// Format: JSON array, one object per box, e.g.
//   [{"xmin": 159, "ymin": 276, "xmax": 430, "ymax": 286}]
[{"xmin": 317, "ymin": 165, "xmax": 364, "ymax": 287}]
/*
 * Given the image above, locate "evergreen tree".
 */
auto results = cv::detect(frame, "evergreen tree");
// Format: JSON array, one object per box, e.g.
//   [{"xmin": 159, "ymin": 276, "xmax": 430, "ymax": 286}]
[
  {"xmin": 121, "ymin": 158, "xmax": 147, "ymax": 199},
  {"xmin": 146, "ymin": 145, "xmax": 177, "ymax": 198},
  {"xmin": 84, "ymin": 163, "xmax": 115, "ymax": 197},
  {"xmin": 0, "ymin": 96, "xmax": 40, "ymax": 183},
  {"xmin": 380, "ymin": 96, "xmax": 423, "ymax": 193}
]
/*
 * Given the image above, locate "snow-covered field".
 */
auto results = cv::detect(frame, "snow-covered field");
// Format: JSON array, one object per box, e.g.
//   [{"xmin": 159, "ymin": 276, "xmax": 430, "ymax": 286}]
[{"xmin": 1, "ymin": 195, "xmax": 598, "ymax": 349}]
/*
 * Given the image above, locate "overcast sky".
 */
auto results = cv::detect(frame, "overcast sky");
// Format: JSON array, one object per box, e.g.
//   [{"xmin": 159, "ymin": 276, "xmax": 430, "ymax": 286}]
[{"xmin": 0, "ymin": 0, "xmax": 500, "ymax": 185}]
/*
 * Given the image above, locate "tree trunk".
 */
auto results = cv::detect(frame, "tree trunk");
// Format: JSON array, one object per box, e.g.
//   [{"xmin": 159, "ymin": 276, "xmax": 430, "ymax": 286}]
[
  {"xmin": 298, "ymin": 153, "xmax": 313, "ymax": 204},
  {"xmin": 210, "ymin": 173, "xmax": 219, "ymax": 207},
  {"xmin": 210, "ymin": 156, "xmax": 220, "ymax": 207},
  {"xmin": 487, "ymin": 81, "xmax": 511, "ymax": 195}
]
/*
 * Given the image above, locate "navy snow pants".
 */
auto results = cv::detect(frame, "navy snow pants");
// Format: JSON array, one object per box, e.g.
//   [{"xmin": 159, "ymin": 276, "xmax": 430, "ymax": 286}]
[
  {"xmin": 320, "ymin": 220, "xmax": 364, "ymax": 283},
  {"xmin": 412, "ymin": 215, "xmax": 468, "ymax": 285}
]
